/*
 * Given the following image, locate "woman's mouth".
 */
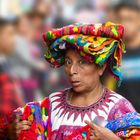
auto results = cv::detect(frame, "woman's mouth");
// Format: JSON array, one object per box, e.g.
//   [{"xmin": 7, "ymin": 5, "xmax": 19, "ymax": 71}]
[{"xmin": 71, "ymin": 81, "xmax": 81, "ymax": 87}]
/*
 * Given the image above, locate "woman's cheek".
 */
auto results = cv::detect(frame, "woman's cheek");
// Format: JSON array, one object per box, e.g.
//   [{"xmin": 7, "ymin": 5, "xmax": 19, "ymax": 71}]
[{"xmin": 64, "ymin": 67, "xmax": 69, "ymax": 75}]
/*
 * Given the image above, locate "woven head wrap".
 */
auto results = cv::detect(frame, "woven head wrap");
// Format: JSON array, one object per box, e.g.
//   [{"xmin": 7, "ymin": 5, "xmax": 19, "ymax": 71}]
[{"xmin": 42, "ymin": 21, "xmax": 125, "ymax": 86}]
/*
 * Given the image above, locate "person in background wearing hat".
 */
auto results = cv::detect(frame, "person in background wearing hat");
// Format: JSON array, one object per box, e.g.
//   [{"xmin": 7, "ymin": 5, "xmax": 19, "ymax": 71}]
[{"xmin": 13, "ymin": 22, "xmax": 140, "ymax": 140}]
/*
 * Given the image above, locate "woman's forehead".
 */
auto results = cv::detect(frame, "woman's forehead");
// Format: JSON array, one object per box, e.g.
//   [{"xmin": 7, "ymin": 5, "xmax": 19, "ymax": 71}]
[{"xmin": 65, "ymin": 49, "xmax": 82, "ymax": 59}]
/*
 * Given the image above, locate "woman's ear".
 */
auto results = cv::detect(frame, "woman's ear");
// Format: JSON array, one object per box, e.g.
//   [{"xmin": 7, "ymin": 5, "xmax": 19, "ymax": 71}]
[{"xmin": 99, "ymin": 63, "xmax": 107, "ymax": 76}]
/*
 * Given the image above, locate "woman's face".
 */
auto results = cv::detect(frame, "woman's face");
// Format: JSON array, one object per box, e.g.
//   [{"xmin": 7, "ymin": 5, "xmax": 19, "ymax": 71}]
[{"xmin": 64, "ymin": 49, "xmax": 106, "ymax": 93}]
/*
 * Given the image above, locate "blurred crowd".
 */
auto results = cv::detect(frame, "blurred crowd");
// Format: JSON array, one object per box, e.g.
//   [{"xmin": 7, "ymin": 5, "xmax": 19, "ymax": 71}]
[{"xmin": 0, "ymin": 0, "xmax": 140, "ymax": 138}]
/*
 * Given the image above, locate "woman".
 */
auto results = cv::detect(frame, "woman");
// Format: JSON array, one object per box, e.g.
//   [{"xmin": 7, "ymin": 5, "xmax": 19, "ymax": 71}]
[{"xmin": 14, "ymin": 22, "xmax": 140, "ymax": 140}]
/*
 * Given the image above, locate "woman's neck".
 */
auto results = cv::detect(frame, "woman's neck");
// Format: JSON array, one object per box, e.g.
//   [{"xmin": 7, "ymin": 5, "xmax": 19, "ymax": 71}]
[{"xmin": 70, "ymin": 83, "xmax": 103, "ymax": 107}]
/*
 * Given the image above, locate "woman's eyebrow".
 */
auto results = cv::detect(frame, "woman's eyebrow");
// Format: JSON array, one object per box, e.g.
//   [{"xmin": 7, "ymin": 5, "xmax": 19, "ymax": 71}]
[{"xmin": 65, "ymin": 56, "xmax": 70, "ymax": 59}]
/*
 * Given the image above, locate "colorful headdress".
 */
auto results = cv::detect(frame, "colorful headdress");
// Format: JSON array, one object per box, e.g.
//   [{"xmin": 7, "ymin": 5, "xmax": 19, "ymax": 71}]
[{"xmin": 42, "ymin": 21, "xmax": 125, "ymax": 85}]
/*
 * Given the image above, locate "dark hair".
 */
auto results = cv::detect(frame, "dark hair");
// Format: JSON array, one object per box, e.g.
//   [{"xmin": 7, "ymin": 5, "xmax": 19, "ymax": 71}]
[
  {"xmin": 26, "ymin": 10, "xmax": 46, "ymax": 19},
  {"xmin": 113, "ymin": 0, "xmax": 140, "ymax": 12},
  {"xmin": 14, "ymin": 10, "xmax": 46, "ymax": 27},
  {"xmin": 0, "ymin": 18, "xmax": 14, "ymax": 29}
]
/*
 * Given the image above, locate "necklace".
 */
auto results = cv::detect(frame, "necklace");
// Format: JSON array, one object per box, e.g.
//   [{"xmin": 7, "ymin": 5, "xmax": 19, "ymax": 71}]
[{"xmin": 68, "ymin": 85, "xmax": 104, "ymax": 107}]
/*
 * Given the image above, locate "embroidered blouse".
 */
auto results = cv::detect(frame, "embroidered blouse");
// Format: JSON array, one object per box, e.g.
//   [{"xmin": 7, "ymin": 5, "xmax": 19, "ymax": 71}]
[{"xmin": 15, "ymin": 88, "xmax": 140, "ymax": 140}]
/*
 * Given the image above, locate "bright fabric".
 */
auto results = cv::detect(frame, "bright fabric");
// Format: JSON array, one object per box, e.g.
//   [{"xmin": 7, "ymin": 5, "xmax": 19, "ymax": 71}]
[
  {"xmin": 42, "ymin": 22, "xmax": 125, "ymax": 85},
  {"xmin": 15, "ymin": 88, "xmax": 140, "ymax": 140}
]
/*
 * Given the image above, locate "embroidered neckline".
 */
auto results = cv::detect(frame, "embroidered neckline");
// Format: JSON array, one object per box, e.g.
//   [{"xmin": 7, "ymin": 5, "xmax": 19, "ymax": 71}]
[
  {"xmin": 51, "ymin": 88, "xmax": 117, "ymax": 122},
  {"xmin": 65, "ymin": 87, "xmax": 105, "ymax": 109}
]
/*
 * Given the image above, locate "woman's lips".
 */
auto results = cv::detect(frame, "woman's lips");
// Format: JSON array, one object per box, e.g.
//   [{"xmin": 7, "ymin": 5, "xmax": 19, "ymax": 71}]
[{"xmin": 71, "ymin": 81, "xmax": 81, "ymax": 87}]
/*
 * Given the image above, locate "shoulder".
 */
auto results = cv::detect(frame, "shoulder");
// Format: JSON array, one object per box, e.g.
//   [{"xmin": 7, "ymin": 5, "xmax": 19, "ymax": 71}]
[
  {"xmin": 109, "ymin": 89, "xmax": 135, "ymax": 110},
  {"xmin": 106, "ymin": 88, "xmax": 134, "ymax": 105},
  {"xmin": 49, "ymin": 88, "xmax": 69, "ymax": 102},
  {"xmin": 107, "ymin": 89, "xmax": 136, "ymax": 121},
  {"xmin": 107, "ymin": 89, "xmax": 123, "ymax": 101}
]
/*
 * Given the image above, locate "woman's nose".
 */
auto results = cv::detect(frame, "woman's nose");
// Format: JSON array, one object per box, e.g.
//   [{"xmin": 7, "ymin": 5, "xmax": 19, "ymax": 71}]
[{"xmin": 70, "ymin": 64, "xmax": 78, "ymax": 75}]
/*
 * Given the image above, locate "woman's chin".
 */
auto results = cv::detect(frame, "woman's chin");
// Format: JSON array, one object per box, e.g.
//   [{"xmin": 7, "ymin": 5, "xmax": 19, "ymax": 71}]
[{"xmin": 72, "ymin": 85, "xmax": 85, "ymax": 93}]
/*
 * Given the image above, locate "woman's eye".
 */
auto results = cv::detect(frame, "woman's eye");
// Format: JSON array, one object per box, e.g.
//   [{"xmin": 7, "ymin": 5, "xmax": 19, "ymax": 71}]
[
  {"xmin": 65, "ymin": 60, "xmax": 71, "ymax": 65},
  {"xmin": 79, "ymin": 60, "xmax": 86, "ymax": 65}
]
